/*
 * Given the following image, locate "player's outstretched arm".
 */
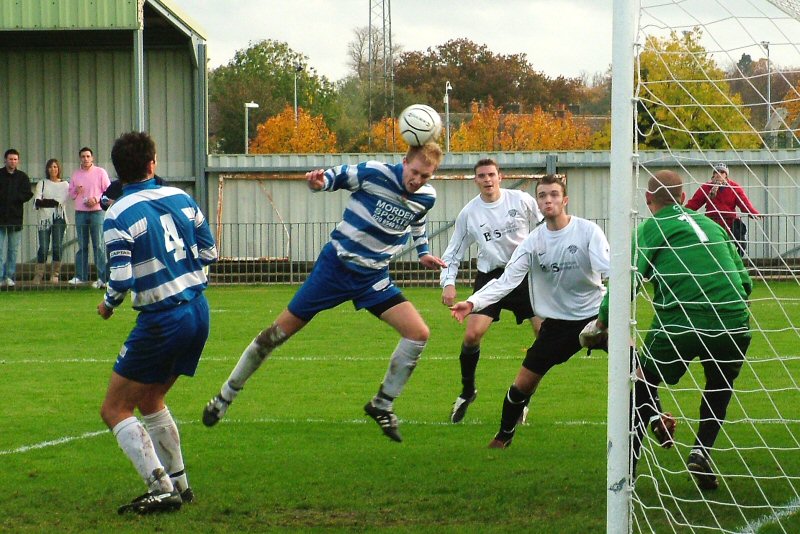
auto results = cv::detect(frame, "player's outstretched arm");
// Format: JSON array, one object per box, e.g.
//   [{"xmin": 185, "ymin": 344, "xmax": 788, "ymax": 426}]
[
  {"xmin": 419, "ymin": 254, "xmax": 446, "ymax": 269},
  {"xmin": 450, "ymin": 301, "xmax": 474, "ymax": 323},
  {"xmin": 306, "ymin": 169, "xmax": 326, "ymax": 191}
]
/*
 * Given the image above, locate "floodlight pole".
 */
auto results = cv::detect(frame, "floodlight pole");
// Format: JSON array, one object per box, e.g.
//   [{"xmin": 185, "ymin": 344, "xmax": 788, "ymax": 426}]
[
  {"xmin": 294, "ymin": 62, "xmax": 303, "ymax": 127},
  {"xmin": 244, "ymin": 101, "xmax": 259, "ymax": 154},
  {"xmin": 444, "ymin": 81, "xmax": 452, "ymax": 152}
]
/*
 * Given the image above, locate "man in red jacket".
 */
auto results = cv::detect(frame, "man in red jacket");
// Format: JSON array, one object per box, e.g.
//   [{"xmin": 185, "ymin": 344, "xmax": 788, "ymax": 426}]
[{"xmin": 686, "ymin": 162, "xmax": 760, "ymax": 257}]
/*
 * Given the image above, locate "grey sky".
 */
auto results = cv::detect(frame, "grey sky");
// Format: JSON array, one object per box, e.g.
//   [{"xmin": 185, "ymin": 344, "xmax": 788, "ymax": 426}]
[{"xmin": 168, "ymin": 0, "xmax": 613, "ymax": 81}]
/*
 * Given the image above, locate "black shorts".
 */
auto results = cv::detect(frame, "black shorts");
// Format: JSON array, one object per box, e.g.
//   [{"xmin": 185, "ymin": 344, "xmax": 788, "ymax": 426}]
[
  {"xmin": 472, "ymin": 268, "xmax": 534, "ymax": 325},
  {"xmin": 522, "ymin": 316, "xmax": 596, "ymax": 375}
]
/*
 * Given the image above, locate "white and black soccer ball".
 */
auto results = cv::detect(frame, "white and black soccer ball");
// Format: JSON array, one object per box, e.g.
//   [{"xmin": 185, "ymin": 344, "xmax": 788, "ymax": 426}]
[{"xmin": 398, "ymin": 104, "xmax": 442, "ymax": 146}]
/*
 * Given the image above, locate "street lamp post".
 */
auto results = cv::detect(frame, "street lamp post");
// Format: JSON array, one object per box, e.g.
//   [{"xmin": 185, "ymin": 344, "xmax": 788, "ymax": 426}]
[
  {"xmin": 761, "ymin": 41, "xmax": 771, "ymax": 128},
  {"xmin": 444, "ymin": 81, "xmax": 453, "ymax": 152},
  {"xmin": 244, "ymin": 101, "xmax": 259, "ymax": 154},
  {"xmin": 294, "ymin": 62, "xmax": 303, "ymax": 127}
]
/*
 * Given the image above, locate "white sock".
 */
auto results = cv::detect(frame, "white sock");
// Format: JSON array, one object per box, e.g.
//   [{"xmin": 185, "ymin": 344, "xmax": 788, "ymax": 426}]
[
  {"xmin": 377, "ymin": 338, "xmax": 426, "ymax": 404},
  {"xmin": 142, "ymin": 407, "xmax": 187, "ymax": 492},
  {"xmin": 112, "ymin": 416, "xmax": 173, "ymax": 493},
  {"xmin": 224, "ymin": 340, "xmax": 268, "ymax": 395},
  {"xmin": 225, "ymin": 326, "xmax": 288, "ymax": 394}
]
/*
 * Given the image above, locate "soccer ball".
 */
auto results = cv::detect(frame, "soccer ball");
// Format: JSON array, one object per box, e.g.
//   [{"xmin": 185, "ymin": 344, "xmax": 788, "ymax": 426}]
[{"xmin": 398, "ymin": 104, "xmax": 442, "ymax": 146}]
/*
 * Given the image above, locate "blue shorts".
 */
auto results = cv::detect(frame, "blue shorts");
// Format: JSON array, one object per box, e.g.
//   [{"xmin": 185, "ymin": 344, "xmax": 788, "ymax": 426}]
[
  {"xmin": 113, "ymin": 294, "xmax": 210, "ymax": 384},
  {"xmin": 288, "ymin": 243, "xmax": 403, "ymax": 321}
]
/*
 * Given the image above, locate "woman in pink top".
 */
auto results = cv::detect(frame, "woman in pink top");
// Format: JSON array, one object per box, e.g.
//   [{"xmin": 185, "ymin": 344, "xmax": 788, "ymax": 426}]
[{"xmin": 686, "ymin": 162, "xmax": 760, "ymax": 257}]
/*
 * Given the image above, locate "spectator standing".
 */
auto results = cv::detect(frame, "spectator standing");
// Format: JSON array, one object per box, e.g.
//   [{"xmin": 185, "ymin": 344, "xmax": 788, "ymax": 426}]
[
  {"xmin": 0, "ymin": 148, "xmax": 34, "ymax": 287},
  {"xmin": 686, "ymin": 162, "xmax": 760, "ymax": 256},
  {"xmin": 33, "ymin": 159, "xmax": 70, "ymax": 284},
  {"xmin": 68, "ymin": 147, "xmax": 110, "ymax": 287}
]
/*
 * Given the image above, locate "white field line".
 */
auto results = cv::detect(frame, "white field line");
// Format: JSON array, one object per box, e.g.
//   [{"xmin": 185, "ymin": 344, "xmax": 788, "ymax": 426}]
[
  {"xmin": 0, "ymin": 416, "xmax": 606, "ymax": 456},
  {"xmin": 0, "ymin": 430, "xmax": 107, "ymax": 456},
  {"xmin": 735, "ymin": 496, "xmax": 800, "ymax": 533}
]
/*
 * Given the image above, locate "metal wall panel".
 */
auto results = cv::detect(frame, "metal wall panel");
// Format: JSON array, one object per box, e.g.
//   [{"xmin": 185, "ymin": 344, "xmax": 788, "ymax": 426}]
[
  {"xmin": 0, "ymin": 0, "xmax": 139, "ymax": 30},
  {"xmin": 204, "ymin": 152, "xmax": 800, "ymax": 262},
  {"xmin": 0, "ymin": 48, "xmax": 196, "ymax": 167},
  {"xmin": 145, "ymin": 48, "xmax": 195, "ymax": 178}
]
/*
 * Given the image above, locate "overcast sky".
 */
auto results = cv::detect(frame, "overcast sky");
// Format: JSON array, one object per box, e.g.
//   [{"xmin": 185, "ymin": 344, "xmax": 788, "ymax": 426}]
[{"xmin": 168, "ymin": 0, "xmax": 613, "ymax": 82}]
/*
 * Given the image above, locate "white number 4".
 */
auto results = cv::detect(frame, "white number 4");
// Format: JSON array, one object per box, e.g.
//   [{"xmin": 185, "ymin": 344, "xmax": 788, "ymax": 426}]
[
  {"xmin": 160, "ymin": 213, "xmax": 186, "ymax": 261},
  {"xmin": 678, "ymin": 213, "xmax": 709, "ymax": 243}
]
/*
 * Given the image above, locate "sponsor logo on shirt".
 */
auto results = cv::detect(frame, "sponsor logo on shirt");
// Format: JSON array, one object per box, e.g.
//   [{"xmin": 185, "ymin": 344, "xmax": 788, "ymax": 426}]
[{"xmin": 373, "ymin": 200, "xmax": 414, "ymax": 230}]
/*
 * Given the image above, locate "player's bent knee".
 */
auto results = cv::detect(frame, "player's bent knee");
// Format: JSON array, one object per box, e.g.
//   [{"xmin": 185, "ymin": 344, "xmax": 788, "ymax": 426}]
[
  {"xmin": 463, "ymin": 330, "xmax": 485, "ymax": 346},
  {"xmin": 412, "ymin": 325, "xmax": 430, "ymax": 343}
]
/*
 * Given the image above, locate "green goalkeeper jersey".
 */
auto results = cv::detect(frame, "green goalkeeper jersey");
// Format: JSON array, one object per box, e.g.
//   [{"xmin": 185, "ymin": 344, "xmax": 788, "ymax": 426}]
[{"xmin": 599, "ymin": 204, "xmax": 751, "ymax": 323}]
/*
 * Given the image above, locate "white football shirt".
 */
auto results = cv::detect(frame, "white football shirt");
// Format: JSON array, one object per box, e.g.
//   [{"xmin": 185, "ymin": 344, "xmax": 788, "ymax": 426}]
[
  {"xmin": 440, "ymin": 189, "xmax": 542, "ymax": 287},
  {"xmin": 468, "ymin": 215, "xmax": 610, "ymax": 321}
]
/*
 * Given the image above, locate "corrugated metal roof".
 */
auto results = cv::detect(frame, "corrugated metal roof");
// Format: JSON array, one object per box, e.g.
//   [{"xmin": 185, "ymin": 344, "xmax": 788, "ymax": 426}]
[
  {"xmin": 0, "ymin": 0, "xmax": 206, "ymax": 38},
  {"xmin": 149, "ymin": 0, "xmax": 206, "ymax": 40},
  {"xmin": 0, "ymin": 0, "xmax": 140, "ymax": 31}
]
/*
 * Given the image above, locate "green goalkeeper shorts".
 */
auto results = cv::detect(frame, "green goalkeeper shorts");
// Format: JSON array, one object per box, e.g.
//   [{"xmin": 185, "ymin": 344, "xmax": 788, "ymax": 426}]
[{"xmin": 640, "ymin": 310, "xmax": 751, "ymax": 386}]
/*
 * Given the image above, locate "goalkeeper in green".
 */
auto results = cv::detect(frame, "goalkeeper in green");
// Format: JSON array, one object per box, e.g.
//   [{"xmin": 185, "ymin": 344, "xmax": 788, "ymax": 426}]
[{"xmin": 593, "ymin": 169, "xmax": 752, "ymax": 490}]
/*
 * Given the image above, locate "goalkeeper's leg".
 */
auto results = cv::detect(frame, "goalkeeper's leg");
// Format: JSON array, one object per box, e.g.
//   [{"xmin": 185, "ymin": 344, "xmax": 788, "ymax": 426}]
[
  {"xmin": 632, "ymin": 366, "xmax": 664, "ymax": 473},
  {"xmin": 695, "ymin": 359, "xmax": 741, "ymax": 454}
]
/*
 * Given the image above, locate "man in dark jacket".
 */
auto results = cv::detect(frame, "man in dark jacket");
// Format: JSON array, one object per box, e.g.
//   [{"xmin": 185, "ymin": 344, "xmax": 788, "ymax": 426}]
[{"xmin": 0, "ymin": 149, "xmax": 34, "ymax": 286}]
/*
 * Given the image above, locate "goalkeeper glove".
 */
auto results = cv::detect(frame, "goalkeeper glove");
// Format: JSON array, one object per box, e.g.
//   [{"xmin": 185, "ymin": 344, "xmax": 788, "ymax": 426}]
[{"xmin": 579, "ymin": 319, "xmax": 607, "ymax": 354}]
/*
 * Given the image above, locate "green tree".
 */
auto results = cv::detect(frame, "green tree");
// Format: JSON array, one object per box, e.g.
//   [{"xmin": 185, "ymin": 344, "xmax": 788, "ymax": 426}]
[
  {"xmin": 394, "ymin": 38, "xmax": 583, "ymax": 114},
  {"xmin": 637, "ymin": 29, "xmax": 761, "ymax": 149},
  {"xmin": 209, "ymin": 39, "xmax": 337, "ymax": 153}
]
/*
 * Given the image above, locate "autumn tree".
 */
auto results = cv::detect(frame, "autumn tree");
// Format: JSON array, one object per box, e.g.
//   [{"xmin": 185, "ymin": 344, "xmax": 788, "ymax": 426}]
[
  {"xmin": 209, "ymin": 39, "xmax": 336, "ymax": 153},
  {"xmin": 449, "ymin": 100, "xmax": 502, "ymax": 151},
  {"xmin": 783, "ymin": 81, "xmax": 800, "ymax": 142},
  {"xmin": 449, "ymin": 99, "xmax": 592, "ymax": 152},
  {"xmin": 501, "ymin": 109, "xmax": 592, "ymax": 150},
  {"xmin": 637, "ymin": 29, "xmax": 761, "ymax": 149},
  {"xmin": 357, "ymin": 117, "xmax": 405, "ymax": 152},
  {"xmin": 394, "ymin": 38, "xmax": 583, "ymax": 114},
  {"xmin": 249, "ymin": 106, "xmax": 338, "ymax": 154}
]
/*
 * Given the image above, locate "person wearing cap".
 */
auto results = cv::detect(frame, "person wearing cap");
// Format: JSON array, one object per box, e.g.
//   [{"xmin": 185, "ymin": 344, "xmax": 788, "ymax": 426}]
[{"xmin": 686, "ymin": 162, "xmax": 760, "ymax": 257}]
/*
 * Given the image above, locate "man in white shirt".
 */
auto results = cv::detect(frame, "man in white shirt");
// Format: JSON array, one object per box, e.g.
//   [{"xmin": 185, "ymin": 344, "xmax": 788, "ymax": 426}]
[
  {"xmin": 440, "ymin": 159, "xmax": 542, "ymax": 423},
  {"xmin": 451, "ymin": 174, "xmax": 610, "ymax": 448}
]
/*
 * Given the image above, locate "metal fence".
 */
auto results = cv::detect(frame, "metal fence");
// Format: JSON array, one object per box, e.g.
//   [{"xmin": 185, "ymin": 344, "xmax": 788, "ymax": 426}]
[{"xmin": 2, "ymin": 215, "xmax": 798, "ymax": 292}]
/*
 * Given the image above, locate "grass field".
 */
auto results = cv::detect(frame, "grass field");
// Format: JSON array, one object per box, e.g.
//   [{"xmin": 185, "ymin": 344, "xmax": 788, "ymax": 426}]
[{"xmin": 1, "ymin": 284, "xmax": 797, "ymax": 532}]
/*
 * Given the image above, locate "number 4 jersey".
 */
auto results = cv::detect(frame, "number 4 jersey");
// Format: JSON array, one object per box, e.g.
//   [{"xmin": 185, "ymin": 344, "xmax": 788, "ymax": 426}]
[{"xmin": 103, "ymin": 180, "xmax": 218, "ymax": 311}]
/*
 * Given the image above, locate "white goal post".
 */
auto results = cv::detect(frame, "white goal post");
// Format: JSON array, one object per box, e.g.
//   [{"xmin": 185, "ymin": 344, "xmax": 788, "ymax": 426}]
[{"xmin": 609, "ymin": 1, "xmax": 800, "ymax": 532}]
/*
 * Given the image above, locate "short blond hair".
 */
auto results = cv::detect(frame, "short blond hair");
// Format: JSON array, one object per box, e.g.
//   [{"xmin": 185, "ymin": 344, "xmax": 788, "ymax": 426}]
[{"xmin": 406, "ymin": 142, "xmax": 443, "ymax": 169}]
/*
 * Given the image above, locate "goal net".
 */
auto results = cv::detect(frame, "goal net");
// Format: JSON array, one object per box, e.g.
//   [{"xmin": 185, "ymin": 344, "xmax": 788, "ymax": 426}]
[{"xmin": 609, "ymin": 0, "xmax": 800, "ymax": 532}]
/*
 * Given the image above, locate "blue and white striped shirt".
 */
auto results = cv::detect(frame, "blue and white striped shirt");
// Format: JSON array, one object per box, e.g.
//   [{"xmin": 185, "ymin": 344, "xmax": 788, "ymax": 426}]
[
  {"xmin": 319, "ymin": 161, "xmax": 437, "ymax": 273},
  {"xmin": 102, "ymin": 180, "xmax": 218, "ymax": 311}
]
